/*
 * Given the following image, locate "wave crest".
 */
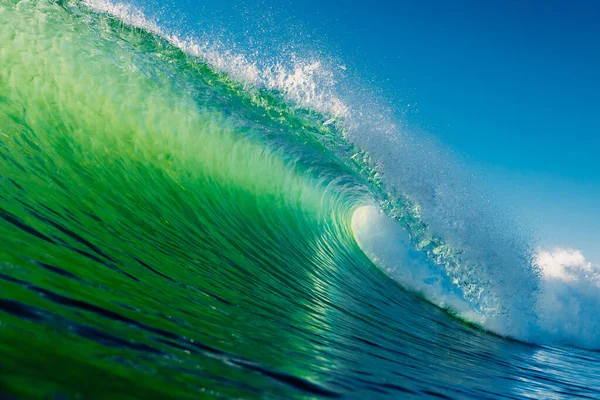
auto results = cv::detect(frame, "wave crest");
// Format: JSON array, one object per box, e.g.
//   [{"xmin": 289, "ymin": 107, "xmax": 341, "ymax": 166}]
[{"xmin": 66, "ymin": 0, "xmax": 599, "ymax": 350}]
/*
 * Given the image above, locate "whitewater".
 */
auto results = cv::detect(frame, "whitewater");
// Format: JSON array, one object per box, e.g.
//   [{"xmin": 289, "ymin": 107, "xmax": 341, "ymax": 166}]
[{"xmin": 0, "ymin": 0, "xmax": 598, "ymax": 398}]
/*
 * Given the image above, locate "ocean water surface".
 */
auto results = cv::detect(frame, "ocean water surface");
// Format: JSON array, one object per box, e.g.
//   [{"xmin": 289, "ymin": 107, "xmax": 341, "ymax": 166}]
[{"xmin": 0, "ymin": 0, "xmax": 599, "ymax": 398}]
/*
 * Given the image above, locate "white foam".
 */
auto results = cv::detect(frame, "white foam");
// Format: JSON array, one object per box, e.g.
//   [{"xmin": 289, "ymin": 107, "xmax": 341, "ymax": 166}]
[{"xmin": 534, "ymin": 249, "xmax": 600, "ymax": 348}]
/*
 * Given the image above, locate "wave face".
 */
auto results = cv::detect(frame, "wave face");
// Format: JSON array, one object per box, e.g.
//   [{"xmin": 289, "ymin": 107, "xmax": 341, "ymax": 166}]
[{"xmin": 0, "ymin": 1, "xmax": 598, "ymax": 398}]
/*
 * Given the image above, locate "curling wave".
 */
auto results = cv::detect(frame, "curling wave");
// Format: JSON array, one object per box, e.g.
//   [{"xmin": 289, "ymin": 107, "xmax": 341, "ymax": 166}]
[
  {"xmin": 0, "ymin": 0, "xmax": 599, "ymax": 398},
  {"xmin": 74, "ymin": 0, "xmax": 600, "ymax": 350}
]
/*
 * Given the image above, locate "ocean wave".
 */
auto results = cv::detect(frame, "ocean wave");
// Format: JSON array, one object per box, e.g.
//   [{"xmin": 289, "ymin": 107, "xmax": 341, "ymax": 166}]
[
  {"xmin": 74, "ymin": 0, "xmax": 600, "ymax": 350},
  {"xmin": 1, "ymin": 0, "xmax": 597, "ymax": 355}
]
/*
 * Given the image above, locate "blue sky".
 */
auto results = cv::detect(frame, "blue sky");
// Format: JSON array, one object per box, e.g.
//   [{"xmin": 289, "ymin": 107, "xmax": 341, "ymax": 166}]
[
  {"xmin": 142, "ymin": 0, "xmax": 599, "ymax": 261},
  {"xmin": 287, "ymin": 0, "xmax": 600, "ymax": 260}
]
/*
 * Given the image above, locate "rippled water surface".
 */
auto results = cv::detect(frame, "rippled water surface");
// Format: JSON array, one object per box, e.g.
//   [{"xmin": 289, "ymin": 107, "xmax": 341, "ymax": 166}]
[{"xmin": 0, "ymin": 1, "xmax": 599, "ymax": 398}]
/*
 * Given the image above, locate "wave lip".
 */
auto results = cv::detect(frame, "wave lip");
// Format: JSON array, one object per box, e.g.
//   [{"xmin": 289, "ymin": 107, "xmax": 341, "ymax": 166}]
[{"xmin": 81, "ymin": 0, "xmax": 350, "ymax": 120}]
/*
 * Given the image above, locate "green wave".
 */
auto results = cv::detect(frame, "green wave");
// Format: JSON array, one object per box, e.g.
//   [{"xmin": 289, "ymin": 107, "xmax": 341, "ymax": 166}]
[
  {"xmin": 0, "ymin": 0, "xmax": 560, "ymax": 397},
  {"xmin": 0, "ymin": 1, "xmax": 395, "ymax": 397}
]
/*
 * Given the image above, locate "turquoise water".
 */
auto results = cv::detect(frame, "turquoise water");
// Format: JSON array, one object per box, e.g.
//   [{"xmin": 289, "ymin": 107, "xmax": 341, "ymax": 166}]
[{"xmin": 0, "ymin": 0, "xmax": 599, "ymax": 398}]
